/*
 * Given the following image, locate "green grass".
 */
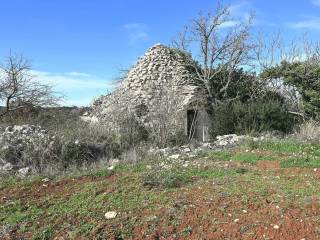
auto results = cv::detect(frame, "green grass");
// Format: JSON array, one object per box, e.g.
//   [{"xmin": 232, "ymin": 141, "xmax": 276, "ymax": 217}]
[
  {"xmin": 33, "ymin": 226, "xmax": 53, "ymax": 240},
  {"xmin": 209, "ymin": 151, "xmax": 233, "ymax": 161},
  {"xmin": 258, "ymin": 140, "xmax": 301, "ymax": 152},
  {"xmin": 209, "ymin": 151, "xmax": 275, "ymax": 164},
  {"xmin": 2, "ymin": 139, "xmax": 320, "ymax": 239},
  {"xmin": 0, "ymin": 200, "xmax": 44, "ymax": 225},
  {"xmin": 256, "ymin": 139, "xmax": 320, "ymax": 168},
  {"xmin": 258, "ymin": 139, "xmax": 314, "ymax": 153},
  {"xmin": 0, "ymin": 172, "xmax": 174, "ymax": 238},
  {"xmin": 0, "ymin": 176, "xmax": 43, "ymax": 190},
  {"xmin": 281, "ymin": 156, "xmax": 320, "ymax": 168},
  {"xmin": 143, "ymin": 166, "xmax": 240, "ymax": 189},
  {"xmin": 221, "ymin": 169, "xmax": 320, "ymax": 199},
  {"xmin": 208, "ymin": 139, "xmax": 320, "ymax": 168},
  {"xmin": 231, "ymin": 153, "xmax": 275, "ymax": 164}
]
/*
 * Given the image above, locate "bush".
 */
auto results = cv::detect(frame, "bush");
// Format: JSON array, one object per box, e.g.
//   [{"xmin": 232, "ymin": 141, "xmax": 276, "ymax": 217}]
[
  {"xmin": 0, "ymin": 106, "xmax": 86, "ymax": 130},
  {"xmin": 294, "ymin": 120, "xmax": 320, "ymax": 142},
  {"xmin": 0, "ymin": 107, "xmax": 155, "ymax": 174},
  {"xmin": 115, "ymin": 115, "xmax": 149, "ymax": 150},
  {"xmin": 143, "ymin": 168, "xmax": 190, "ymax": 189},
  {"xmin": 143, "ymin": 165, "xmax": 239, "ymax": 189},
  {"xmin": 0, "ymin": 123, "xmax": 121, "ymax": 172},
  {"xmin": 210, "ymin": 100, "xmax": 297, "ymax": 137}
]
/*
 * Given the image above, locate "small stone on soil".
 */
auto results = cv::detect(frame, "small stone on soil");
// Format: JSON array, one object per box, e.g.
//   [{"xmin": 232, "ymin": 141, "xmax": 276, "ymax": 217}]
[
  {"xmin": 105, "ymin": 211, "xmax": 117, "ymax": 219},
  {"xmin": 107, "ymin": 166, "xmax": 115, "ymax": 170},
  {"xmin": 42, "ymin": 178, "xmax": 50, "ymax": 183}
]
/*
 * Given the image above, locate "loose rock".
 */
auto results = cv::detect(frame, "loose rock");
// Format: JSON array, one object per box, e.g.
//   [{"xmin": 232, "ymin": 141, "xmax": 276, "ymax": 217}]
[{"xmin": 105, "ymin": 211, "xmax": 117, "ymax": 219}]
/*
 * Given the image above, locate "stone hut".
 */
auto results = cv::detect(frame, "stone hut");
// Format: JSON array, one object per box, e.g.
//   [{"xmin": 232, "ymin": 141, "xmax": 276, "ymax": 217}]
[{"xmin": 88, "ymin": 43, "xmax": 211, "ymax": 142}]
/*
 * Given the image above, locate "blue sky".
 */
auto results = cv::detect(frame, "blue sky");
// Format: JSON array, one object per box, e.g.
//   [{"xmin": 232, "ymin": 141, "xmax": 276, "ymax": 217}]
[{"xmin": 1, "ymin": 0, "xmax": 320, "ymax": 106}]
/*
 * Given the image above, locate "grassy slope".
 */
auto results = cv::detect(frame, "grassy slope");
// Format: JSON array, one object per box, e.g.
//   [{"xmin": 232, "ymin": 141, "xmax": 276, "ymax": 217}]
[{"xmin": 1, "ymin": 140, "xmax": 320, "ymax": 239}]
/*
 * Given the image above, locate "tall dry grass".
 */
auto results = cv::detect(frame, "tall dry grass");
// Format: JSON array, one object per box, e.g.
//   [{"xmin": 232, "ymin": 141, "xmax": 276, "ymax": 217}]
[{"xmin": 294, "ymin": 120, "xmax": 320, "ymax": 142}]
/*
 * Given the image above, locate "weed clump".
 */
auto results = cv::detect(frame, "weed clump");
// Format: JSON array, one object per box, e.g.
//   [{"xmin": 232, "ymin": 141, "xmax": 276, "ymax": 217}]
[{"xmin": 143, "ymin": 168, "xmax": 190, "ymax": 189}]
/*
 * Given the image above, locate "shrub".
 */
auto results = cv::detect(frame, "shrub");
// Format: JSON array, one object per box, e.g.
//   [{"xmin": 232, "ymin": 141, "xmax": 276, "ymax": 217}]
[
  {"xmin": 0, "ymin": 122, "xmax": 122, "ymax": 173},
  {"xmin": 143, "ymin": 169, "xmax": 190, "ymax": 189},
  {"xmin": 143, "ymin": 165, "xmax": 239, "ymax": 189},
  {"xmin": 0, "ymin": 104, "xmax": 159, "ymax": 174},
  {"xmin": 0, "ymin": 106, "xmax": 85, "ymax": 130},
  {"xmin": 294, "ymin": 120, "xmax": 320, "ymax": 142},
  {"xmin": 210, "ymin": 100, "xmax": 297, "ymax": 137},
  {"xmin": 115, "ymin": 115, "xmax": 149, "ymax": 150}
]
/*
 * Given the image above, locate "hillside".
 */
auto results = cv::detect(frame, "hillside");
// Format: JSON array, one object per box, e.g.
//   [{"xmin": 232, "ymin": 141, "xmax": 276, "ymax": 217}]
[{"xmin": 1, "ymin": 139, "xmax": 320, "ymax": 239}]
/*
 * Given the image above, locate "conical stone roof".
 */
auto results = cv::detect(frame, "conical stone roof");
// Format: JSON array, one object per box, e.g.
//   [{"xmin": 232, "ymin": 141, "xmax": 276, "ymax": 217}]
[{"xmin": 90, "ymin": 43, "xmax": 208, "ymax": 125}]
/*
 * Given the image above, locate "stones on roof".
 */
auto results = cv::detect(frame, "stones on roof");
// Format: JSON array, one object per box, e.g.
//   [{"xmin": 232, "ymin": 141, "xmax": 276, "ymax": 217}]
[{"xmin": 89, "ymin": 43, "xmax": 208, "ymax": 128}]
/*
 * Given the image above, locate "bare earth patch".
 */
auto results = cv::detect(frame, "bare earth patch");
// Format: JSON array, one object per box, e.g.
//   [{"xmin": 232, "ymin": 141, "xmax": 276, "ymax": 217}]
[{"xmin": 256, "ymin": 160, "xmax": 280, "ymax": 169}]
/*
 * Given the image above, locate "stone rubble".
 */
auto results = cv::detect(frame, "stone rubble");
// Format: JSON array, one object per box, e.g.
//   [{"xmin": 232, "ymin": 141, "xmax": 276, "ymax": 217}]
[
  {"xmin": 0, "ymin": 125, "xmax": 55, "ymax": 176},
  {"xmin": 146, "ymin": 133, "xmax": 276, "ymax": 163},
  {"xmin": 215, "ymin": 134, "xmax": 248, "ymax": 147},
  {"xmin": 17, "ymin": 167, "xmax": 31, "ymax": 178},
  {"xmin": 0, "ymin": 122, "xmax": 276, "ymax": 177},
  {"xmin": 0, "ymin": 125, "xmax": 55, "ymax": 152},
  {"xmin": 1, "ymin": 162, "xmax": 13, "ymax": 171},
  {"xmin": 147, "ymin": 134, "xmax": 247, "ymax": 160}
]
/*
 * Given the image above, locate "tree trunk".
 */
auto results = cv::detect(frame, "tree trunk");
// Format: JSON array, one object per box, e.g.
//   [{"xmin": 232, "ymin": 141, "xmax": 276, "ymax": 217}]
[{"xmin": 6, "ymin": 97, "xmax": 10, "ymax": 112}]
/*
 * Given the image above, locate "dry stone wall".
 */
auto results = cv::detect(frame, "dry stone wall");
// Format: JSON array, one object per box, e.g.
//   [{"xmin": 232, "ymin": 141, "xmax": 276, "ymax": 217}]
[{"xmin": 89, "ymin": 44, "xmax": 209, "ymax": 137}]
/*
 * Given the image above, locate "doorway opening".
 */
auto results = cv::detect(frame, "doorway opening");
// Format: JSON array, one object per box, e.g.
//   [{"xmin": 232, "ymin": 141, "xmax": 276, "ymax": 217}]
[{"xmin": 187, "ymin": 109, "xmax": 198, "ymax": 139}]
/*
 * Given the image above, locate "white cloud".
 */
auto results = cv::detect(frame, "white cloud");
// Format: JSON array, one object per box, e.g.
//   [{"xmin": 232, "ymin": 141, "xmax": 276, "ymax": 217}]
[
  {"xmin": 67, "ymin": 72, "xmax": 92, "ymax": 77},
  {"xmin": 31, "ymin": 70, "xmax": 115, "ymax": 106},
  {"xmin": 61, "ymin": 97, "xmax": 99, "ymax": 107},
  {"xmin": 287, "ymin": 17, "xmax": 320, "ymax": 30},
  {"xmin": 123, "ymin": 23, "xmax": 149, "ymax": 44},
  {"xmin": 216, "ymin": 1, "xmax": 256, "ymax": 28},
  {"xmin": 229, "ymin": 1, "xmax": 251, "ymax": 15},
  {"xmin": 229, "ymin": 1, "xmax": 254, "ymax": 19},
  {"xmin": 31, "ymin": 70, "xmax": 113, "ymax": 90},
  {"xmin": 219, "ymin": 20, "xmax": 239, "ymax": 29}
]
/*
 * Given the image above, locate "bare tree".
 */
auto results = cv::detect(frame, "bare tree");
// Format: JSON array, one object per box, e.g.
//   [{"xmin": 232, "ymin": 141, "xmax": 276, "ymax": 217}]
[
  {"xmin": 147, "ymin": 87, "xmax": 187, "ymax": 146},
  {"xmin": 173, "ymin": 1, "xmax": 255, "ymax": 107},
  {"xmin": 0, "ymin": 53, "xmax": 61, "ymax": 114},
  {"xmin": 171, "ymin": 25, "xmax": 191, "ymax": 51}
]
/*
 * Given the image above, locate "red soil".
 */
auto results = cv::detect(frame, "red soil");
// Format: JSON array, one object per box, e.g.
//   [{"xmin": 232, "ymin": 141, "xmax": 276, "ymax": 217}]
[{"xmin": 93, "ymin": 188, "xmax": 320, "ymax": 240}]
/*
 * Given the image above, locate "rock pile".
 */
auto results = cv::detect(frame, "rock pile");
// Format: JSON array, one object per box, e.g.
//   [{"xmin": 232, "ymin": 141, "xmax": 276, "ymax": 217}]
[
  {"xmin": 145, "ymin": 133, "xmax": 276, "ymax": 162},
  {"xmin": 0, "ymin": 125, "xmax": 55, "ymax": 155},
  {"xmin": 0, "ymin": 125, "xmax": 52, "ymax": 141},
  {"xmin": 0, "ymin": 125, "xmax": 56, "ymax": 176},
  {"xmin": 215, "ymin": 134, "xmax": 248, "ymax": 147},
  {"xmin": 147, "ymin": 134, "xmax": 249, "ymax": 160}
]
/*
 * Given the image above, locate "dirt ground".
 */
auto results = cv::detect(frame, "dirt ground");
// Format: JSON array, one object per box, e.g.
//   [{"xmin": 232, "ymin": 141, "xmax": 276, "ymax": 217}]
[{"xmin": 1, "ymin": 158, "xmax": 320, "ymax": 239}]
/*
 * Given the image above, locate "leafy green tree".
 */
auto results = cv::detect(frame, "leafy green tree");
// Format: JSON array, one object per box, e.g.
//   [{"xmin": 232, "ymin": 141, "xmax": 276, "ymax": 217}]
[
  {"xmin": 261, "ymin": 61, "xmax": 320, "ymax": 119},
  {"xmin": 208, "ymin": 66, "xmax": 258, "ymax": 103}
]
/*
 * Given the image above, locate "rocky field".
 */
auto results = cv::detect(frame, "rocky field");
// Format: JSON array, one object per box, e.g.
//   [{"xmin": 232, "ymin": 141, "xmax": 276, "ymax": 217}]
[{"xmin": 1, "ymin": 139, "xmax": 320, "ymax": 239}]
